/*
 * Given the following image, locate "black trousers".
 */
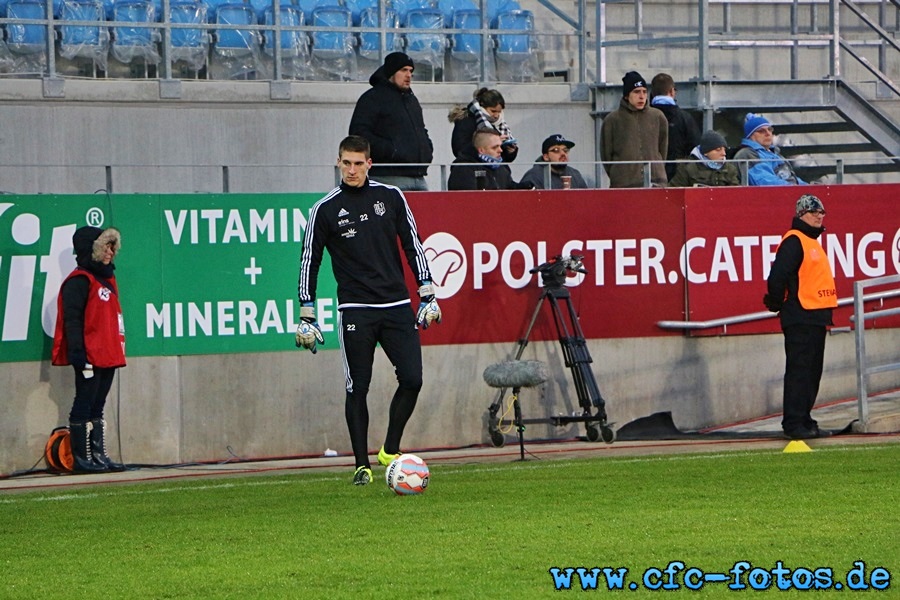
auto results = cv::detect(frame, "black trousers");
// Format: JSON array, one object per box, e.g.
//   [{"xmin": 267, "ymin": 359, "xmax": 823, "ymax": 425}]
[
  {"xmin": 339, "ymin": 306, "xmax": 423, "ymax": 468},
  {"xmin": 69, "ymin": 366, "xmax": 116, "ymax": 423},
  {"xmin": 781, "ymin": 324, "xmax": 826, "ymax": 433}
]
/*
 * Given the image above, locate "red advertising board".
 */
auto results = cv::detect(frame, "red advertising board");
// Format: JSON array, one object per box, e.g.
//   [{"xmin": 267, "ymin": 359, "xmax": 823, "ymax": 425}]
[{"xmin": 407, "ymin": 184, "xmax": 900, "ymax": 345}]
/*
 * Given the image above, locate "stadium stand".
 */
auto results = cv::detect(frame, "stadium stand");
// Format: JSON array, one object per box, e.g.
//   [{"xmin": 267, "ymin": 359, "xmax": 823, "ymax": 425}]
[
  {"xmin": 167, "ymin": 0, "xmax": 209, "ymax": 75},
  {"xmin": 58, "ymin": 0, "xmax": 110, "ymax": 76}
]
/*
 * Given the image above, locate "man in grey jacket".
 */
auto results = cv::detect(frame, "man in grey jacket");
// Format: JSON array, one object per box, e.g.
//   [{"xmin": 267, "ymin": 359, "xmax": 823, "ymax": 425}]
[
  {"xmin": 600, "ymin": 71, "xmax": 669, "ymax": 188},
  {"xmin": 520, "ymin": 134, "xmax": 589, "ymax": 189}
]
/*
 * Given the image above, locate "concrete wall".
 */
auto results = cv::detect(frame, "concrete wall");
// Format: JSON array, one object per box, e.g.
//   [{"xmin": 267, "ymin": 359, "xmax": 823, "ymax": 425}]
[
  {"xmin": 4, "ymin": 328, "xmax": 899, "ymax": 474},
  {"xmin": 0, "ymin": 80, "xmax": 594, "ymax": 195}
]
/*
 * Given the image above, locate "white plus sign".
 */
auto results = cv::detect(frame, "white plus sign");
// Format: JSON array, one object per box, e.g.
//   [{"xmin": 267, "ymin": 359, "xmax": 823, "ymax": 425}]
[{"xmin": 244, "ymin": 257, "xmax": 262, "ymax": 285}]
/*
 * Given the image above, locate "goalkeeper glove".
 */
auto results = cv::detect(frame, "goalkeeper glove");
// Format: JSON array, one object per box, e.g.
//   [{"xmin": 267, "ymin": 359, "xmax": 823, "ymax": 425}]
[
  {"xmin": 295, "ymin": 302, "xmax": 325, "ymax": 354},
  {"xmin": 416, "ymin": 281, "xmax": 442, "ymax": 330}
]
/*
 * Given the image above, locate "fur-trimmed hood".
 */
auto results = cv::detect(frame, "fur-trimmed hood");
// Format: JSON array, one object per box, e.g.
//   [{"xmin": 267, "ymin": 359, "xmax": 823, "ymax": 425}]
[{"xmin": 73, "ymin": 226, "xmax": 121, "ymax": 270}]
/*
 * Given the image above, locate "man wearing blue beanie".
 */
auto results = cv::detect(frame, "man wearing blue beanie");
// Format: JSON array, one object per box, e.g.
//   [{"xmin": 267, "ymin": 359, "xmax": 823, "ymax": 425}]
[{"xmin": 734, "ymin": 113, "xmax": 806, "ymax": 186}]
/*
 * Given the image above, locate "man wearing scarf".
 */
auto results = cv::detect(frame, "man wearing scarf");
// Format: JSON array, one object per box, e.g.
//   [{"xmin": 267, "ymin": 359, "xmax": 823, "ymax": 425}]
[
  {"xmin": 669, "ymin": 130, "xmax": 740, "ymax": 187},
  {"xmin": 448, "ymin": 129, "xmax": 532, "ymax": 190}
]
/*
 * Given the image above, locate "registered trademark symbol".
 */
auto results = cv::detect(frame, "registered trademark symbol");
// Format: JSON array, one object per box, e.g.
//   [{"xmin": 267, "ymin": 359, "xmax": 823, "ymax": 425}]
[{"xmin": 86, "ymin": 207, "xmax": 105, "ymax": 227}]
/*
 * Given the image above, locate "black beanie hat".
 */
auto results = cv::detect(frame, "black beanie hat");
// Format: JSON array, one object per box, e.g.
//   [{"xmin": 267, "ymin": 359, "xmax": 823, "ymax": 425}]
[
  {"xmin": 383, "ymin": 52, "xmax": 414, "ymax": 79},
  {"xmin": 622, "ymin": 71, "xmax": 647, "ymax": 95},
  {"xmin": 699, "ymin": 130, "xmax": 728, "ymax": 155}
]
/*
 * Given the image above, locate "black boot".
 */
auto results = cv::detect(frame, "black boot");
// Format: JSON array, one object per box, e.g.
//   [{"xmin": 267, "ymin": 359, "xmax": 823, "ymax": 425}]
[
  {"xmin": 89, "ymin": 418, "xmax": 126, "ymax": 472},
  {"xmin": 69, "ymin": 421, "xmax": 108, "ymax": 474}
]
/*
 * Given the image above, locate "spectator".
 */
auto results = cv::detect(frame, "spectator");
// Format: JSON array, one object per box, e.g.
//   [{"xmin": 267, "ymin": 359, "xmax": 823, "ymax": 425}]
[
  {"xmin": 669, "ymin": 130, "xmax": 740, "ymax": 187},
  {"xmin": 349, "ymin": 52, "xmax": 433, "ymax": 191},
  {"xmin": 733, "ymin": 113, "xmax": 806, "ymax": 186},
  {"xmin": 520, "ymin": 134, "xmax": 589, "ymax": 189},
  {"xmin": 448, "ymin": 128, "xmax": 532, "ymax": 191},
  {"xmin": 764, "ymin": 194, "xmax": 836, "ymax": 440},
  {"xmin": 650, "ymin": 73, "xmax": 701, "ymax": 181},
  {"xmin": 51, "ymin": 226, "xmax": 127, "ymax": 474},
  {"xmin": 449, "ymin": 87, "xmax": 519, "ymax": 164},
  {"xmin": 600, "ymin": 70, "xmax": 669, "ymax": 188}
]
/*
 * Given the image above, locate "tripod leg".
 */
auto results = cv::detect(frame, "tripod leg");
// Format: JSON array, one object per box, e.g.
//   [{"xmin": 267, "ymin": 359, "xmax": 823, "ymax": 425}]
[{"xmin": 512, "ymin": 389, "xmax": 526, "ymax": 461}]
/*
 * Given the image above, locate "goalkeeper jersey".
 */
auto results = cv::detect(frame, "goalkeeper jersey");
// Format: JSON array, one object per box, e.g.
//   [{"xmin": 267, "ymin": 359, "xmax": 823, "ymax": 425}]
[{"xmin": 298, "ymin": 179, "xmax": 432, "ymax": 310}]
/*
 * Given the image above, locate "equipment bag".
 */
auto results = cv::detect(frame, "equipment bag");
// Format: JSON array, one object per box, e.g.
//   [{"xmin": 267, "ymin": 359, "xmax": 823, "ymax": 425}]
[{"xmin": 44, "ymin": 426, "xmax": 74, "ymax": 473}]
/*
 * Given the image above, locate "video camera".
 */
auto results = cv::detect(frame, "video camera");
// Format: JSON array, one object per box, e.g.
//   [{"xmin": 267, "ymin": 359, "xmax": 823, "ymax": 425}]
[{"xmin": 530, "ymin": 254, "xmax": 587, "ymax": 289}]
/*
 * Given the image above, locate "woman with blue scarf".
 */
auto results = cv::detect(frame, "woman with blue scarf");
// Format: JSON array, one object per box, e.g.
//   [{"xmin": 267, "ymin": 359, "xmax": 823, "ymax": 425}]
[{"xmin": 670, "ymin": 130, "xmax": 741, "ymax": 187}]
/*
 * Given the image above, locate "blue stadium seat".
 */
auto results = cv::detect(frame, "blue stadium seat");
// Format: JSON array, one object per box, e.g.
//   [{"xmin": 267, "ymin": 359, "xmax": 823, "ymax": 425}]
[
  {"xmin": 486, "ymin": 0, "xmax": 518, "ymax": 24},
  {"xmin": 448, "ymin": 8, "xmax": 484, "ymax": 78},
  {"xmin": 168, "ymin": 0, "xmax": 209, "ymax": 72},
  {"xmin": 263, "ymin": 1, "xmax": 306, "ymax": 57},
  {"xmin": 493, "ymin": 9, "xmax": 537, "ymax": 81},
  {"xmin": 436, "ymin": 0, "xmax": 475, "ymax": 25},
  {"xmin": 263, "ymin": 0, "xmax": 313, "ymax": 77},
  {"xmin": 211, "ymin": 0, "xmax": 265, "ymax": 78},
  {"xmin": 403, "ymin": 7, "xmax": 444, "ymax": 75},
  {"xmin": 310, "ymin": 5, "xmax": 356, "ymax": 79},
  {"xmin": 59, "ymin": 0, "xmax": 110, "ymax": 74},
  {"xmin": 213, "ymin": 1, "xmax": 258, "ymax": 55},
  {"xmin": 5, "ymin": 0, "xmax": 48, "ymax": 56},
  {"xmin": 357, "ymin": 6, "xmax": 399, "ymax": 62},
  {"xmin": 343, "ymin": 0, "xmax": 375, "ymax": 26},
  {"xmin": 111, "ymin": 0, "xmax": 160, "ymax": 67}
]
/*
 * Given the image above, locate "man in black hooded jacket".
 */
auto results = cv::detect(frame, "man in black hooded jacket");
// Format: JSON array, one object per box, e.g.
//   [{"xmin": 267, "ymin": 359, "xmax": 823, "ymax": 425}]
[{"xmin": 349, "ymin": 52, "xmax": 433, "ymax": 191}]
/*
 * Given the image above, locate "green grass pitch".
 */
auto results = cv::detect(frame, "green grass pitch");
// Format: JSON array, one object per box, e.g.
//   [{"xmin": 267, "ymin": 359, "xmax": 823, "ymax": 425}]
[{"xmin": 2, "ymin": 443, "xmax": 897, "ymax": 598}]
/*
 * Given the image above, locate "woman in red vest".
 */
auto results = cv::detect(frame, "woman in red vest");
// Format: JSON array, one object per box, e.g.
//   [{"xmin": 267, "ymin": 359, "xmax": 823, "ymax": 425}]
[
  {"xmin": 764, "ymin": 195, "xmax": 838, "ymax": 440},
  {"xmin": 52, "ymin": 226, "xmax": 126, "ymax": 473}
]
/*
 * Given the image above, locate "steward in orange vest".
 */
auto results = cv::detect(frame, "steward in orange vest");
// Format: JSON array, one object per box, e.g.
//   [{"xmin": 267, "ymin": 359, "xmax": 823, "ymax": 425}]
[{"xmin": 763, "ymin": 194, "xmax": 836, "ymax": 440}]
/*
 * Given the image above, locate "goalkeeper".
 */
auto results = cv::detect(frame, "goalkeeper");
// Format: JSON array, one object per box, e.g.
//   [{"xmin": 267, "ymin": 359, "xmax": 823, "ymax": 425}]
[{"xmin": 296, "ymin": 135, "xmax": 442, "ymax": 486}]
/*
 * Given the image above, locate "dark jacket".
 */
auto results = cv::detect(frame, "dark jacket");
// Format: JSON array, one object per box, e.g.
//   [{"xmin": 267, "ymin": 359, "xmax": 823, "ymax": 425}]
[
  {"xmin": 652, "ymin": 101, "xmax": 701, "ymax": 181},
  {"xmin": 669, "ymin": 148, "xmax": 740, "ymax": 187},
  {"xmin": 298, "ymin": 179, "xmax": 432, "ymax": 308},
  {"xmin": 520, "ymin": 157, "xmax": 588, "ymax": 189},
  {"xmin": 349, "ymin": 68, "xmax": 433, "ymax": 178},
  {"xmin": 447, "ymin": 148, "xmax": 528, "ymax": 191},
  {"xmin": 449, "ymin": 106, "xmax": 518, "ymax": 164},
  {"xmin": 766, "ymin": 217, "xmax": 834, "ymax": 328},
  {"xmin": 600, "ymin": 98, "xmax": 669, "ymax": 188}
]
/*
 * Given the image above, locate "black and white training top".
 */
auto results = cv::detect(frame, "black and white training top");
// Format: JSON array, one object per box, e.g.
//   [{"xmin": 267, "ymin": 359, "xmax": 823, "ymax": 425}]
[{"xmin": 298, "ymin": 179, "xmax": 432, "ymax": 310}]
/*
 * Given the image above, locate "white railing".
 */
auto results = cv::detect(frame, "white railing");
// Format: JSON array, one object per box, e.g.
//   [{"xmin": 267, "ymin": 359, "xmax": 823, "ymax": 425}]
[{"xmin": 850, "ymin": 274, "xmax": 900, "ymax": 431}]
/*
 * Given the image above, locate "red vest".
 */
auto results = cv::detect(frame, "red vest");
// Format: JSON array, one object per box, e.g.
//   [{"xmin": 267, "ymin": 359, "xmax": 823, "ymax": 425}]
[
  {"xmin": 52, "ymin": 269, "xmax": 126, "ymax": 368},
  {"xmin": 780, "ymin": 229, "xmax": 838, "ymax": 310}
]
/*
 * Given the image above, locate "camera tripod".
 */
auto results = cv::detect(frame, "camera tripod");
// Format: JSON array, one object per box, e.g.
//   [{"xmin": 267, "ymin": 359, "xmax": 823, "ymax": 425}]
[{"xmin": 487, "ymin": 266, "xmax": 614, "ymax": 451}]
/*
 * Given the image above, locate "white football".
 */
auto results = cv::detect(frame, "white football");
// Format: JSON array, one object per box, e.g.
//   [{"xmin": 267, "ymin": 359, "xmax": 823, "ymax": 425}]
[{"xmin": 385, "ymin": 453, "xmax": 430, "ymax": 495}]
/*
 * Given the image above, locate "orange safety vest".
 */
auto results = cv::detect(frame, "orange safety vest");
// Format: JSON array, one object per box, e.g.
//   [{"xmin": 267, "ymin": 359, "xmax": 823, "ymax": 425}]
[{"xmin": 780, "ymin": 229, "xmax": 838, "ymax": 310}]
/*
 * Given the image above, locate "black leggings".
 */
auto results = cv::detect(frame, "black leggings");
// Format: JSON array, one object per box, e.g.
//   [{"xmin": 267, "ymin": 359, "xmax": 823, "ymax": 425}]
[
  {"xmin": 339, "ymin": 306, "xmax": 423, "ymax": 468},
  {"xmin": 69, "ymin": 366, "xmax": 116, "ymax": 423}
]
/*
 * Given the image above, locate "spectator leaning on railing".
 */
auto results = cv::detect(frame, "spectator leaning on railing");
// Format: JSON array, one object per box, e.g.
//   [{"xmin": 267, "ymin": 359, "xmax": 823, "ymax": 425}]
[{"xmin": 733, "ymin": 113, "xmax": 806, "ymax": 186}]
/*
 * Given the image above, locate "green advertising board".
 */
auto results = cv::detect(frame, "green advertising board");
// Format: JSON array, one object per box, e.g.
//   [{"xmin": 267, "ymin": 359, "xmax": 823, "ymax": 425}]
[{"xmin": 0, "ymin": 193, "xmax": 337, "ymax": 362}]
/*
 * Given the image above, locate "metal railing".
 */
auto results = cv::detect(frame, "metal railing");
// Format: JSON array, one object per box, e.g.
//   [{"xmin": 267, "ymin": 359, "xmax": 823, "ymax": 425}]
[
  {"xmin": 0, "ymin": 155, "xmax": 898, "ymax": 195},
  {"xmin": 850, "ymin": 274, "xmax": 900, "ymax": 431},
  {"xmin": 656, "ymin": 284, "xmax": 900, "ymax": 334}
]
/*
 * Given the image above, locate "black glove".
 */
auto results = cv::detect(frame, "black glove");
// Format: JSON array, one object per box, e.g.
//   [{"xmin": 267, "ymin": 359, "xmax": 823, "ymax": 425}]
[
  {"xmin": 68, "ymin": 348, "xmax": 87, "ymax": 370},
  {"xmin": 763, "ymin": 294, "xmax": 783, "ymax": 313}
]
